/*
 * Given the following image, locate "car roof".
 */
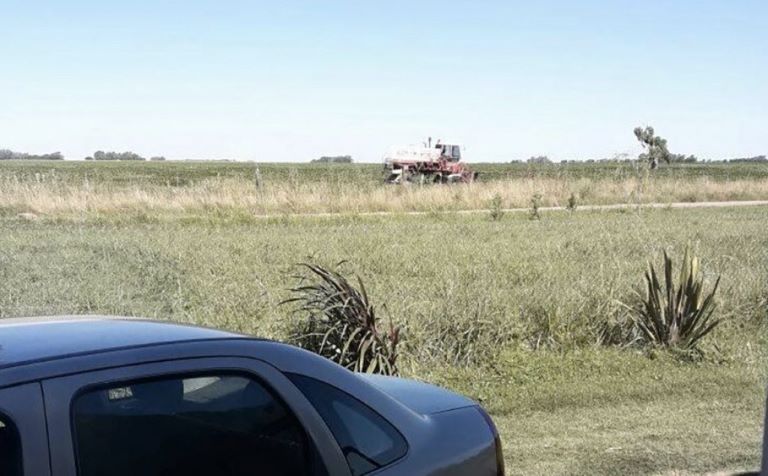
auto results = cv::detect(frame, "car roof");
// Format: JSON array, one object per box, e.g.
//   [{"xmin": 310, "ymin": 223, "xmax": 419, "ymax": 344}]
[{"xmin": 0, "ymin": 315, "xmax": 244, "ymax": 370}]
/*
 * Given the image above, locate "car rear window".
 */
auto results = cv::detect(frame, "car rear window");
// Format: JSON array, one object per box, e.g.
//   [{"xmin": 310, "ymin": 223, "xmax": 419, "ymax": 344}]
[
  {"xmin": 288, "ymin": 374, "xmax": 407, "ymax": 476},
  {"xmin": 0, "ymin": 414, "xmax": 23, "ymax": 476},
  {"xmin": 72, "ymin": 373, "xmax": 321, "ymax": 476}
]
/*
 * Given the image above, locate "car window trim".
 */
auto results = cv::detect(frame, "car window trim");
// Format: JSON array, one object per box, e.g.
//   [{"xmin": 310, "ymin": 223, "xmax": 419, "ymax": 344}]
[{"xmin": 0, "ymin": 383, "xmax": 51, "ymax": 476}]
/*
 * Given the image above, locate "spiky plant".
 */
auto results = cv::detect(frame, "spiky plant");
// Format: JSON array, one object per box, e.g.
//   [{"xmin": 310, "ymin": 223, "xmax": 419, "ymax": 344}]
[
  {"xmin": 282, "ymin": 263, "xmax": 401, "ymax": 375},
  {"xmin": 629, "ymin": 247, "xmax": 721, "ymax": 350}
]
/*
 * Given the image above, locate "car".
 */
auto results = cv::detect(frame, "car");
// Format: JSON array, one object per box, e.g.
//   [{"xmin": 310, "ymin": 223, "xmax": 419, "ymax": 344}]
[{"xmin": 0, "ymin": 315, "xmax": 504, "ymax": 476}]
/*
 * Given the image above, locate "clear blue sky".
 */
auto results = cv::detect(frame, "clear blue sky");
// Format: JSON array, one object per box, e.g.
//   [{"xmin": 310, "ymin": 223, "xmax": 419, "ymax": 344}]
[{"xmin": 1, "ymin": 0, "xmax": 765, "ymax": 162}]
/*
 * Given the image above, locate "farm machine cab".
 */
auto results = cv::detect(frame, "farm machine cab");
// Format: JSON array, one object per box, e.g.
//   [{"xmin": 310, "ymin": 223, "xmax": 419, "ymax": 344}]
[
  {"xmin": 437, "ymin": 143, "xmax": 462, "ymax": 162},
  {"xmin": 384, "ymin": 138, "xmax": 476, "ymax": 184}
]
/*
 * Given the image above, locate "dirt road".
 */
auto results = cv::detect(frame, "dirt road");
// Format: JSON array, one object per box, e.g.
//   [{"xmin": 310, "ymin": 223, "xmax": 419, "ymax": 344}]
[{"xmin": 253, "ymin": 200, "xmax": 768, "ymax": 219}]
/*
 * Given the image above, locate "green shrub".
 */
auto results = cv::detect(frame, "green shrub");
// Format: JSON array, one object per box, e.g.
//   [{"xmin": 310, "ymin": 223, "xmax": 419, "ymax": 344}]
[
  {"xmin": 628, "ymin": 247, "xmax": 721, "ymax": 350},
  {"xmin": 283, "ymin": 263, "xmax": 401, "ymax": 375},
  {"xmin": 529, "ymin": 193, "xmax": 542, "ymax": 220},
  {"xmin": 489, "ymin": 193, "xmax": 504, "ymax": 221}
]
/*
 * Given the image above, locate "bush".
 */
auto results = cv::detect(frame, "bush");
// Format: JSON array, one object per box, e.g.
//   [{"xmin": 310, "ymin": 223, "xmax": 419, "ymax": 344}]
[
  {"xmin": 283, "ymin": 263, "xmax": 400, "ymax": 375},
  {"xmin": 627, "ymin": 246, "xmax": 721, "ymax": 350},
  {"xmin": 567, "ymin": 192, "xmax": 577, "ymax": 212},
  {"xmin": 488, "ymin": 193, "xmax": 504, "ymax": 221}
]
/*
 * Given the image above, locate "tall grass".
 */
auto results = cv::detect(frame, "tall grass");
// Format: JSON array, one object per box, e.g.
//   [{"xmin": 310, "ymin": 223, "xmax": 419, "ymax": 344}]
[
  {"xmin": 2, "ymin": 175, "xmax": 768, "ymax": 218},
  {"xmin": 1, "ymin": 207, "xmax": 765, "ymax": 367}
]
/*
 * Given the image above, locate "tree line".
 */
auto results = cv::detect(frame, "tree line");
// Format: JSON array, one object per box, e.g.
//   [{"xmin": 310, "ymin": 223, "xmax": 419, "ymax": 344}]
[
  {"xmin": 85, "ymin": 151, "xmax": 165, "ymax": 161},
  {"xmin": 0, "ymin": 149, "xmax": 63, "ymax": 160},
  {"xmin": 311, "ymin": 155, "xmax": 353, "ymax": 164},
  {"xmin": 1, "ymin": 142, "xmax": 765, "ymax": 165}
]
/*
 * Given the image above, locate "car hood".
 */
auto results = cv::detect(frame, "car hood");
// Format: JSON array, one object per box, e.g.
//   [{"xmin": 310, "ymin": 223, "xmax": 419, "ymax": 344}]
[{"xmin": 357, "ymin": 374, "xmax": 476, "ymax": 415}]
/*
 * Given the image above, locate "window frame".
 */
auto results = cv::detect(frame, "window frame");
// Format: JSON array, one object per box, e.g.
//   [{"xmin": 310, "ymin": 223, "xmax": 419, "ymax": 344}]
[
  {"xmin": 0, "ymin": 412, "xmax": 23, "ymax": 476},
  {"xmin": 42, "ymin": 357, "xmax": 351, "ymax": 476},
  {"xmin": 0, "ymin": 383, "xmax": 51, "ymax": 476}
]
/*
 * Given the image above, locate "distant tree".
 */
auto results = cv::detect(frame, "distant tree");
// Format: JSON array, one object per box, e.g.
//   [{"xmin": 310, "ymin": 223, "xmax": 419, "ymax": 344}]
[
  {"xmin": 312, "ymin": 155, "xmax": 353, "ymax": 164},
  {"xmin": 150, "ymin": 156, "xmax": 166, "ymax": 161},
  {"xmin": 730, "ymin": 155, "xmax": 767, "ymax": 163},
  {"xmin": 668, "ymin": 153, "xmax": 698, "ymax": 163},
  {"xmin": 91, "ymin": 150, "xmax": 146, "ymax": 161},
  {"xmin": 601, "ymin": 152, "xmax": 631, "ymax": 163},
  {"xmin": 41, "ymin": 152, "xmax": 63, "ymax": 160},
  {"xmin": 527, "ymin": 155, "xmax": 552, "ymax": 164},
  {"xmin": 633, "ymin": 126, "xmax": 671, "ymax": 169}
]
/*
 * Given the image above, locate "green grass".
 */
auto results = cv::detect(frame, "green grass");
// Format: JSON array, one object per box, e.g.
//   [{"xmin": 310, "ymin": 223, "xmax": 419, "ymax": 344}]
[
  {"xmin": 0, "ymin": 206, "xmax": 766, "ymax": 474},
  {"xmin": 432, "ymin": 349, "xmax": 765, "ymax": 475}
]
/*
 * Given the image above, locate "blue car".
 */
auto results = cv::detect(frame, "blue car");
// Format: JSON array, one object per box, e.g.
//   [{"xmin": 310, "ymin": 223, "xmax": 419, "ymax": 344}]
[{"xmin": 0, "ymin": 316, "xmax": 504, "ymax": 476}]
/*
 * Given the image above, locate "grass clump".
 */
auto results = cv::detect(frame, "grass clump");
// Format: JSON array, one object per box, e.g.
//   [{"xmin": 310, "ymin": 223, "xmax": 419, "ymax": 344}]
[
  {"xmin": 628, "ymin": 246, "xmax": 721, "ymax": 351},
  {"xmin": 283, "ymin": 263, "xmax": 401, "ymax": 375}
]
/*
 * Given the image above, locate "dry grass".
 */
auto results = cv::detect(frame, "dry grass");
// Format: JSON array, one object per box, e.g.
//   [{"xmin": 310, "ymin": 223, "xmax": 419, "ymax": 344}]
[{"xmin": 2, "ymin": 175, "xmax": 768, "ymax": 218}]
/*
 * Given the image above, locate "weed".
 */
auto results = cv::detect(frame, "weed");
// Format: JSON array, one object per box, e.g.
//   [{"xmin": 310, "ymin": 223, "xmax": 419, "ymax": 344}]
[
  {"xmin": 282, "ymin": 263, "xmax": 401, "ymax": 375},
  {"xmin": 567, "ymin": 192, "xmax": 577, "ymax": 212},
  {"xmin": 489, "ymin": 193, "xmax": 504, "ymax": 221},
  {"xmin": 529, "ymin": 193, "xmax": 543, "ymax": 220}
]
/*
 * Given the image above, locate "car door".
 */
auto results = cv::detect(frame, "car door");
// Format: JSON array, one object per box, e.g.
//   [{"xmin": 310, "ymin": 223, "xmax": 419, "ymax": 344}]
[
  {"xmin": 42, "ymin": 356, "xmax": 351, "ymax": 476},
  {"xmin": 0, "ymin": 383, "xmax": 51, "ymax": 476}
]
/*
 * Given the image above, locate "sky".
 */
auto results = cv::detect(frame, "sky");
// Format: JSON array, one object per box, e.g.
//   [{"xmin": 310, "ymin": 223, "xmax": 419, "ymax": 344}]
[{"xmin": 1, "ymin": 1, "xmax": 766, "ymax": 162}]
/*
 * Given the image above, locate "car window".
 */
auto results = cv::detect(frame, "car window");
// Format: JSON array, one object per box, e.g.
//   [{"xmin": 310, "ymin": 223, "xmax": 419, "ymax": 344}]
[
  {"xmin": 72, "ymin": 373, "xmax": 320, "ymax": 476},
  {"xmin": 0, "ymin": 414, "xmax": 23, "ymax": 476},
  {"xmin": 288, "ymin": 374, "xmax": 407, "ymax": 476}
]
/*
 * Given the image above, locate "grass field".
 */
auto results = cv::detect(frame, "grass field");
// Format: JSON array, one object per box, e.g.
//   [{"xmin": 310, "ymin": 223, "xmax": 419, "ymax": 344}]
[
  {"xmin": 1, "ymin": 188, "xmax": 766, "ymax": 474},
  {"xmin": 2, "ymin": 160, "xmax": 768, "ymax": 218}
]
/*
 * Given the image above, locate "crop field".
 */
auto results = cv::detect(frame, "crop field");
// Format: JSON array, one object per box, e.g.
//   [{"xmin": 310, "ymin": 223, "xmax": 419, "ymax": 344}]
[
  {"xmin": 1, "ymin": 161, "xmax": 767, "ymax": 474},
  {"xmin": 3, "ymin": 160, "xmax": 768, "ymax": 185}
]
